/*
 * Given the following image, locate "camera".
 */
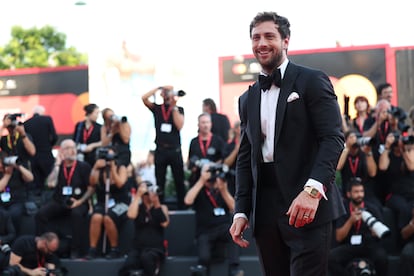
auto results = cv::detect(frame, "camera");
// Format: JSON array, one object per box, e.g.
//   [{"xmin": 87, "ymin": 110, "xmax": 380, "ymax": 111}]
[
  {"xmin": 3, "ymin": 156, "xmax": 21, "ymax": 166},
  {"xmin": 6, "ymin": 113, "xmax": 24, "ymax": 128},
  {"xmin": 189, "ymin": 156, "xmax": 211, "ymax": 170},
  {"xmin": 65, "ymin": 197, "xmax": 74, "ymax": 207},
  {"xmin": 95, "ymin": 147, "xmax": 117, "ymax": 161},
  {"xmin": 1, "ymin": 244, "xmax": 11, "ymax": 253},
  {"xmin": 110, "ymin": 114, "xmax": 127, "ymax": 123},
  {"xmin": 356, "ymin": 137, "xmax": 376, "ymax": 147},
  {"xmin": 142, "ymin": 181, "xmax": 162, "ymax": 196},
  {"xmin": 207, "ymin": 163, "xmax": 234, "ymax": 182},
  {"xmin": 361, "ymin": 210, "xmax": 390, "ymax": 239},
  {"xmin": 347, "ymin": 259, "xmax": 375, "ymax": 276},
  {"xmin": 402, "ymin": 135, "xmax": 414, "ymax": 145},
  {"xmin": 160, "ymin": 87, "xmax": 186, "ymax": 97}
]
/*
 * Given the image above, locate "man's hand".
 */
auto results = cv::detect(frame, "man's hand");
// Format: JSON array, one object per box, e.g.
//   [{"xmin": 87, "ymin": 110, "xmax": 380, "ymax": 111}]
[
  {"xmin": 286, "ymin": 191, "xmax": 320, "ymax": 228},
  {"xmin": 229, "ymin": 217, "xmax": 250, "ymax": 248}
]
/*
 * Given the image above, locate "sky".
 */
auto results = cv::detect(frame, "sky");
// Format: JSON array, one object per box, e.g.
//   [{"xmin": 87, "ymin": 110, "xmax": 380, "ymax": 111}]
[{"xmin": 1, "ymin": 0, "xmax": 413, "ymax": 159}]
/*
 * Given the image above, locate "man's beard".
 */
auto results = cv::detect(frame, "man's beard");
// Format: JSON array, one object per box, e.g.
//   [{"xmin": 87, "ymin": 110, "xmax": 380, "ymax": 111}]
[
  {"xmin": 351, "ymin": 197, "xmax": 363, "ymax": 205},
  {"xmin": 256, "ymin": 49, "xmax": 284, "ymax": 73}
]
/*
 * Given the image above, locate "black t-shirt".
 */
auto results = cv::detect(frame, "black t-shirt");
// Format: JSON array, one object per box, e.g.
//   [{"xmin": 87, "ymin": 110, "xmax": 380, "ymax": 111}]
[
  {"xmin": 210, "ymin": 113, "xmax": 231, "ymax": 142},
  {"xmin": 150, "ymin": 104, "xmax": 184, "ymax": 147},
  {"xmin": 0, "ymin": 162, "xmax": 31, "ymax": 205},
  {"xmin": 11, "ymin": 235, "xmax": 55, "ymax": 269},
  {"xmin": 384, "ymin": 151, "xmax": 414, "ymax": 198},
  {"xmin": 335, "ymin": 200, "xmax": 384, "ymax": 245},
  {"xmin": 95, "ymin": 167, "xmax": 129, "ymax": 204},
  {"xmin": 133, "ymin": 204, "xmax": 167, "ymax": 252},
  {"xmin": 52, "ymin": 161, "xmax": 91, "ymax": 204},
  {"xmin": 0, "ymin": 134, "xmax": 33, "ymax": 163},
  {"xmin": 193, "ymin": 187, "xmax": 231, "ymax": 237},
  {"xmin": 340, "ymin": 150, "xmax": 369, "ymax": 196},
  {"xmin": 73, "ymin": 121, "xmax": 102, "ymax": 166}
]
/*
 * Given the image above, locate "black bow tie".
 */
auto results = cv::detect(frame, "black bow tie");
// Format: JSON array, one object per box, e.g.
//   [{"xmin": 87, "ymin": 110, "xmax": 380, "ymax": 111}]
[{"xmin": 259, "ymin": 69, "xmax": 282, "ymax": 91}]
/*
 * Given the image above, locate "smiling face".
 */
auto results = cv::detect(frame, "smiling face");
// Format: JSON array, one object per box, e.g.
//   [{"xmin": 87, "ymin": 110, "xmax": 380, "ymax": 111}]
[{"xmin": 251, "ymin": 21, "xmax": 289, "ymax": 74}]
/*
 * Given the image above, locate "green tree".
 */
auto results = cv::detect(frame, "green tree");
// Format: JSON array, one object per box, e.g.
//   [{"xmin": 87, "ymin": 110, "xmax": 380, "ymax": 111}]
[{"xmin": 0, "ymin": 25, "xmax": 87, "ymax": 69}]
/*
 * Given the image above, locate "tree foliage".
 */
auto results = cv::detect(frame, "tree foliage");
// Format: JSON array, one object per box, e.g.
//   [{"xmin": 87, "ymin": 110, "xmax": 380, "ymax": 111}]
[{"xmin": 0, "ymin": 25, "xmax": 87, "ymax": 69}]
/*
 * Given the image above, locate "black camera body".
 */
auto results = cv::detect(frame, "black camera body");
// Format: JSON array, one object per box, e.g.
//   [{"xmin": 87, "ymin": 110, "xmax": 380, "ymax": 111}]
[
  {"xmin": 402, "ymin": 135, "xmax": 414, "ymax": 145},
  {"xmin": 6, "ymin": 113, "xmax": 24, "ymax": 128},
  {"xmin": 95, "ymin": 147, "xmax": 117, "ymax": 161},
  {"xmin": 207, "ymin": 163, "xmax": 234, "ymax": 182},
  {"xmin": 347, "ymin": 258, "xmax": 375, "ymax": 276}
]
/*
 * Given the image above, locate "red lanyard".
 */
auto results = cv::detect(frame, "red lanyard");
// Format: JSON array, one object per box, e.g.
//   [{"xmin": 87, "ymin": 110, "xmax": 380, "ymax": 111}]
[
  {"xmin": 198, "ymin": 134, "xmax": 212, "ymax": 157},
  {"xmin": 347, "ymin": 156, "xmax": 360, "ymax": 176},
  {"xmin": 350, "ymin": 201, "xmax": 364, "ymax": 234},
  {"xmin": 37, "ymin": 252, "xmax": 45, "ymax": 268},
  {"xmin": 204, "ymin": 187, "xmax": 218, "ymax": 208},
  {"xmin": 378, "ymin": 121, "xmax": 389, "ymax": 143},
  {"xmin": 63, "ymin": 160, "xmax": 77, "ymax": 186},
  {"xmin": 161, "ymin": 104, "xmax": 173, "ymax": 122},
  {"xmin": 83, "ymin": 124, "xmax": 94, "ymax": 143}
]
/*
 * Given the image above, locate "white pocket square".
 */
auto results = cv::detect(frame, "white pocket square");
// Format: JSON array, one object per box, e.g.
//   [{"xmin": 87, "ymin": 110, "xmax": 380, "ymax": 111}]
[{"xmin": 287, "ymin": 92, "xmax": 300, "ymax": 103}]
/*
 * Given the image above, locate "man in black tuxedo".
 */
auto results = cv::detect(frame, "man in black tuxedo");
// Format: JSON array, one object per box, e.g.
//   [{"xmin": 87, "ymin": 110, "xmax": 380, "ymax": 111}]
[
  {"xmin": 24, "ymin": 105, "xmax": 58, "ymax": 194},
  {"xmin": 229, "ymin": 12, "xmax": 345, "ymax": 276}
]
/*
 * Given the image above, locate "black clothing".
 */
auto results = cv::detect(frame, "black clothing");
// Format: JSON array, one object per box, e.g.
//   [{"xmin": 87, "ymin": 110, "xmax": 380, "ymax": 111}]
[
  {"xmin": 24, "ymin": 114, "xmax": 58, "ymax": 192},
  {"xmin": 0, "ymin": 209, "xmax": 16, "ymax": 245},
  {"xmin": 0, "ymin": 134, "xmax": 33, "ymax": 163},
  {"xmin": 111, "ymin": 132, "xmax": 131, "ymax": 167},
  {"xmin": 328, "ymin": 200, "xmax": 388, "ymax": 276},
  {"xmin": 210, "ymin": 113, "xmax": 231, "ymax": 142},
  {"xmin": 118, "ymin": 204, "xmax": 167, "ymax": 276},
  {"xmin": 73, "ymin": 121, "xmax": 102, "ymax": 166},
  {"xmin": 149, "ymin": 103, "xmax": 185, "ymax": 209}
]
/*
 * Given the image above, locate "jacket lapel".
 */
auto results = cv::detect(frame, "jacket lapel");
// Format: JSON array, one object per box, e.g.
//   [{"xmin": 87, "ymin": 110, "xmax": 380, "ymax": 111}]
[
  {"xmin": 247, "ymin": 82, "xmax": 262, "ymax": 161},
  {"xmin": 274, "ymin": 63, "xmax": 298, "ymax": 151}
]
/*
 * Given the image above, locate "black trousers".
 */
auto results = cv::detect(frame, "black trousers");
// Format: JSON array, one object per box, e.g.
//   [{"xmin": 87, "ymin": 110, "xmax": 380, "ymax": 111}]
[
  {"xmin": 254, "ymin": 163, "xmax": 332, "ymax": 276},
  {"xmin": 118, "ymin": 248, "xmax": 163, "ymax": 276},
  {"xmin": 35, "ymin": 200, "xmax": 89, "ymax": 254},
  {"xmin": 154, "ymin": 147, "xmax": 185, "ymax": 209}
]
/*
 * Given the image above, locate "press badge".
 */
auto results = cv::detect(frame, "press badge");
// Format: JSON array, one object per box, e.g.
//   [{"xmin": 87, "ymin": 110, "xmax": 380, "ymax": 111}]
[
  {"xmin": 160, "ymin": 123, "xmax": 172, "ymax": 133},
  {"xmin": 1, "ymin": 191, "xmax": 11, "ymax": 202},
  {"xmin": 207, "ymin": 147, "xmax": 216, "ymax": 155},
  {"xmin": 62, "ymin": 186, "xmax": 73, "ymax": 196},
  {"xmin": 107, "ymin": 198, "xmax": 116, "ymax": 208},
  {"xmin": 213, "ymin": 207, "xmax": 225, "ymax": 216},
  {"xmin": 350, "ymin": 235, "xmax": 362, "ymax": 245}
]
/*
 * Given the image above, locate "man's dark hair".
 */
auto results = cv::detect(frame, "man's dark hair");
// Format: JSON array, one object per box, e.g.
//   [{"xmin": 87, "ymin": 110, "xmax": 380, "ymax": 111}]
[
  {"xmin": 249, "ymin": 11, "xmax": 291, "ymax": 39},
  {"xmin": 376, "ymin": 82, "xmax": 392, "ymax": 97},
  {"xmin": 84, "ymin": 103, "xmax": 98, "ymax": 116},
  {"xmin": 347, "ymin": 177, "xmax": 364, "ymax": 192},
  {"xmin": 202, "ymin": 98, "xmax": 217, "ymax": 113}
]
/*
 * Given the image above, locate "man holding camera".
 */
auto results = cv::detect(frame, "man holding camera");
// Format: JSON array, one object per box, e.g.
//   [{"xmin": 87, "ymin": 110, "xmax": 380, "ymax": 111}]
[
  {"xmin": 328, "ymin": 177, "xmax": 388, "ymax": 276},
  {"xmin": 184, "ymin": 164, "xmax": 243, "ymax": 276},
  {"xmin": 188, "ymin": 113, "xmax": 226, "ymax": 187},
  {"xmin": 35, "ymin": 139, "xmax": 94, "ymax": 259},
  {"xmin": 142, "ymin": 85, "xmax": 186, "ymax": 210},
  {"xmin": 3, "ymin": 232, "xmax": 60, "ymax": 276},
  {"xmin": 118, "ymin": 181, "xmax": 169, "ymax": 276},
  {"xmin": 0, "ymin": 114, "xmax": 36, "ymax": 234}
]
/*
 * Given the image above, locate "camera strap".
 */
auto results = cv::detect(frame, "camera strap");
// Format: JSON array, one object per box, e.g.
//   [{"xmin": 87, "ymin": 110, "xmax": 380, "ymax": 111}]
[
  {"xmin": 161, "ymin": 104, "xmax": 173, "ymax": 122},
  {"xmin": 198, "ymin": 134, "xmax": 212, "ymax": 157},
  {"xmin": 349, "ymin": 201, "xmax": 365, "ymax": 234},
  {"xmin": 347, "ymin": 156, "xmax": 360, "ymax": 176},
  {"xmin": 63, "ymin": 160, "xmax": 77, "ymax": 186}
]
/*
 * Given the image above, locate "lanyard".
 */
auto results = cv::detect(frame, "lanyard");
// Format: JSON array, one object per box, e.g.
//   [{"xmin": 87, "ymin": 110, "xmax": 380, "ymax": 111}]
[
  {"xmin": 204, "ymin": 187, "xmax": 218, "ymax": 208},
  {"xmin": 63, "ymin": 160, "xmax": 77, "ymax": 186},
  {"xmin": 83, "ymin": 124, "xmax": 94, "ymax": 143},
  {"xmin": 198, "ymin": 134, "xmax": 212, "ymax": 157},
  {"xmin": 349, "ymin": 201, "xmax": 365, "ymax": 234},
  {"xmin": 161, "ymin": 104, "xmax": 173, "ymax": 122},
  {"xmin": 37, "ymin": 252, "xmax": 45, "ymax": 268},
  {"xmin": 347, "ymin": 156, "xmax": 360, "ymax": 176},
  {"xmin": 6, "ymin": 133, "xmax": 19, "ymax": 151}
]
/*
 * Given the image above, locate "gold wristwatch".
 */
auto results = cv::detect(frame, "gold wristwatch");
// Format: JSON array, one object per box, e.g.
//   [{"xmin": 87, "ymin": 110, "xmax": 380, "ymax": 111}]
[{"xmin": 303, "ymin": 186, "xmax": 322, "ymax": 199}]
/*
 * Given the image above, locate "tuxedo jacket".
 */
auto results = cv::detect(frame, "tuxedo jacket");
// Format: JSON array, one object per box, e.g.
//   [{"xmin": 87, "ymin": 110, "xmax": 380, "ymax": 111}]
[{"xmin": 235, "ymin": 61, "xmax": 345, "ymax": 231}]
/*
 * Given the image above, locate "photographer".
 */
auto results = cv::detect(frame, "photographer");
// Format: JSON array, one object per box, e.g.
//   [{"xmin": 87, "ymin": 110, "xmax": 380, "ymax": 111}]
[
  {"xmin": 336, "ymin": 130, "xmax": 378, "ymax": 204},
  {"xmin": 188, "ymin": 113, "xmax": 226, "ymax": 187},
  {"xmin": 73, "ymin": 103, "xmax": 102, "ymax": 167},
  {"xmin": 328, "ymin": 178, "xmax": 388, "ymax": 276},
  {"xmin": 34, "ymin": 139, "xmax": 93, "ymax": 259},
  {"xmin": 118, "ymin": 181, "xmax": 169, "ymax": 276},
  {"xmin": 0, "ymin": 209, "xmax": 16, "ymax": 271},
  {"xmin": 142, "ymin": 85, "xmax": 185, "ymax": 210},
  {"xmin": 86, "ymin": 146, "xmax": 129, "ymax": 259},
  {"xmin": 100, "ymin": 108, "xmax": 131, "ymax": 167},
  {"xmin": 3, "ymin": 232, "xmax": 60, "ymax": 276},
  {"xmin": 184, "ymin": 164, "xmax": 243, "ymax": 276},
  {"xmin": 0, "ymin": 150, "xmax": 34, "ymax": 234}
]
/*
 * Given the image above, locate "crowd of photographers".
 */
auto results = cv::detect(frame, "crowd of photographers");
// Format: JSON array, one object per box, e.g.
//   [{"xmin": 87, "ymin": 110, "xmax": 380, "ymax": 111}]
[
  {"xmin": 333, "ymin": 82, "xmax": 414, "ymax": 275},
  {"xmin": 0, "ymin": 85, "xmax": 245, "ymax": 276}
]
